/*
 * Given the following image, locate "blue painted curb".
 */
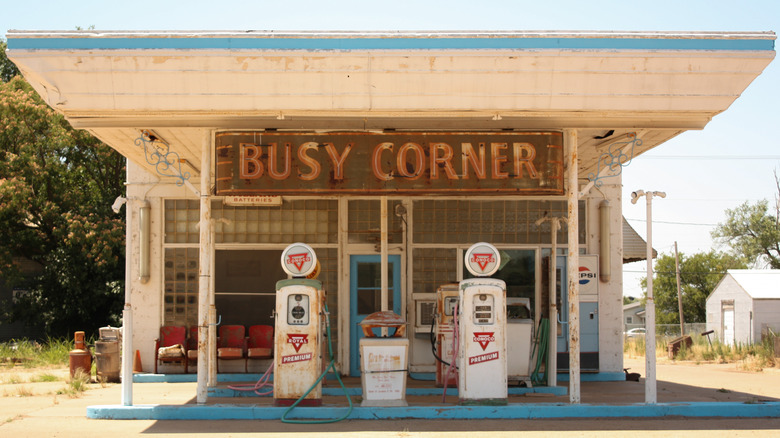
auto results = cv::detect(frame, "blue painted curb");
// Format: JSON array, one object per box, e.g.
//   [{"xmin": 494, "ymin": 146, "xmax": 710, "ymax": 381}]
[
  {"xmin": 209, "ymin": 385, "xmax": 567, "ymax": 397},
  {"xmin": 135, "ymin": 372, "xmax": 624, "ymax": 384},
  {"xmin": 134, "ymin": 373, "xmax": 273, "ymax": 383},
  {"xmin": 558, "ymin": 372, "xmax": 625, "ymax": 382},
  {"xmin": 87, "ymin": 401, "xmax": 780, "ymax": 420}
]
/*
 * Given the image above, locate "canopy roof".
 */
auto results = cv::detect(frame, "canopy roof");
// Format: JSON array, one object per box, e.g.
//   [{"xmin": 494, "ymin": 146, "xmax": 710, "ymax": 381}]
[{"xmin": 6, "ymin": 30, "xmax": 776, "ymax": 185}]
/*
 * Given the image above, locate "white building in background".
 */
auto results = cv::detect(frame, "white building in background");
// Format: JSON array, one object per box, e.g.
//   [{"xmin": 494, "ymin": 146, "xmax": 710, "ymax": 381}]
[{"xmin": 707, "ymin": 270, "xmax": 780, "ymax": 345}]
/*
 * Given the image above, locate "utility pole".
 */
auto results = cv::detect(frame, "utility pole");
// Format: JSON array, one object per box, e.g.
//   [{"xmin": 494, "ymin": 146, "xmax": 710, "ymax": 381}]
[{"xmin": 674, "ymin": 242, "xmax": 685, "ymax": 336}]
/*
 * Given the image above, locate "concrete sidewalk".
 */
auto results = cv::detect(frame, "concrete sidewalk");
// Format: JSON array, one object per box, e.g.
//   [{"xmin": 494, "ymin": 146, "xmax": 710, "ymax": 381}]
[
  {"xmin": 85, "ymin": 356, "xmax": 780, "ymax": 420},
  {"xmin": 1, "ymin": 357, "xmax": 779, "ymax": 437}
]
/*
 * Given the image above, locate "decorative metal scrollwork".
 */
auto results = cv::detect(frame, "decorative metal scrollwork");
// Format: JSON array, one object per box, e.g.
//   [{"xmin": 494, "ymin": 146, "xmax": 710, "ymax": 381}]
[
  {"xmin": 135, "ymin": 130, "xmax": 191, "ymax": 186},
  {"xmin": 587, "ymin": 132, "xmax": 641, "ymax": 187}
]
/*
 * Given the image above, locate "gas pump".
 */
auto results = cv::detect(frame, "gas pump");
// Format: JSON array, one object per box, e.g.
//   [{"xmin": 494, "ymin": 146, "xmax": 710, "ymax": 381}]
[
  {"xmin": 433, "ymin": 283, "xmax": 459, "ymax": 387},
  {"xmin": 458, "ymin": 242, "xmax": 507, "ymax": 405},
  {"xmin": 274, "ymin": 243, "xmax": 324, "ymax": 407}
]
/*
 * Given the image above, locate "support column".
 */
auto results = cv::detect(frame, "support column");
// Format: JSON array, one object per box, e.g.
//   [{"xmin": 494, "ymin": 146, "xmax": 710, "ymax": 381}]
[
  {"xmin": 121, "ymin": 168, "xmax": 133, "ymax": 406},
  {"xmin": 645, "ymin": 194, "xmax": 657, "ymax": 404},
  {"xmin": 197, "ymin": 130, "xmax": 213, "ymax": 404},
  {"xmin": 208, "ymin": 140, "xmax": 218, "ymax": 388},
  {"xmin": 380, "ymin": 196, "xmax": 389, "ymax": 337},
  {"xmin": 548, "ymin": 219, "xmax": 560, "ymax": 389},
  {"xmin": 565, "ymin": 129, "xmax": 581, "ymax": 404}
]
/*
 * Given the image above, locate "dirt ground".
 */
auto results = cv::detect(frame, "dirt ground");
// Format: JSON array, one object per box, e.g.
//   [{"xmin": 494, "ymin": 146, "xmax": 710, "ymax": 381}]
[{"xmin": 0, "ymin": 355, "xmax": 778, "ymax": 437}]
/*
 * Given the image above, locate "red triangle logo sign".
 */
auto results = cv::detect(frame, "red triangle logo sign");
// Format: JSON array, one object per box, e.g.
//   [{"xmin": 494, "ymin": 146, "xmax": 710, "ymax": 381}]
[
  {"xmin": 472, "ymin": 332, "xmax": 495, "ymax": 351},
  {"xmin": 287, "ymin": 334, "xmax": 309, "ymax": 352},
  {"xmin": 471, "ymin": 253, "xmax": 494, "ymax": 272},
  {"xmin": 287, "ymin": 253, "xmax": 311, "ymax": 271}
]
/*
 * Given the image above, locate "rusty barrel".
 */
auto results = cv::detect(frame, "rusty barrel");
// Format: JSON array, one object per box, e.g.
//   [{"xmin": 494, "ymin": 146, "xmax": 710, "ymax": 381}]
[{"xmin": 69, "ymin": 331, "xmax": 92, "ymax": 379}]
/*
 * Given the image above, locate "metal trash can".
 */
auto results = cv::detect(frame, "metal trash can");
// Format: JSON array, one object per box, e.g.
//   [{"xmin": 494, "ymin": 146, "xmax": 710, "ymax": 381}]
[{"xmin": 95, "ymin": 326, "xmax": 122, "ymax": 383}]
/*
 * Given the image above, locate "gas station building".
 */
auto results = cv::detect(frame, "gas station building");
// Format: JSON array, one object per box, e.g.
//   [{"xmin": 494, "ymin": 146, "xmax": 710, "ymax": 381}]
[{"xmin": 7, "ymin": 30, "xmax": 775, "ymax": 405}]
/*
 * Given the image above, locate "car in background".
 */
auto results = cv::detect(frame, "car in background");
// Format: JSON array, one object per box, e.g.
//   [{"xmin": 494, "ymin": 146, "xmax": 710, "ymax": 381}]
[{"xmin": 624, "ymin": 328, "xmax": 647, "ymax": 338}]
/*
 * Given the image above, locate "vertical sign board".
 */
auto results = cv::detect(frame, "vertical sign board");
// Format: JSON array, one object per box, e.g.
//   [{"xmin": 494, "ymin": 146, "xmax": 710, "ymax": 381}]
[
  {"xmin": 359, "ymin": 338, "xmax": 409, "ymax": 407},
  {"xmin": 215, "ymin": 132, "xmax": 564, "ymax": 196},
  {"xmin": 578, "ymin": 255, "xmax": 599, "ymax": 300}
]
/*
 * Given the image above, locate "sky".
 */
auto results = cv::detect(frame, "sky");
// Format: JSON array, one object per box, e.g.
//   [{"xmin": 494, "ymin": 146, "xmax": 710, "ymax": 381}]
[{"xmin": 2, "ymin": 0, "xmax": 779, "ymax": 297}]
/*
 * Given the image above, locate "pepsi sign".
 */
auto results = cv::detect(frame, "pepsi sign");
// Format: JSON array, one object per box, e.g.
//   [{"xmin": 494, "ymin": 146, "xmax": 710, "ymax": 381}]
[{"xmin": 578, "ymin": 255, "xmax": 599, "ymax": 296}]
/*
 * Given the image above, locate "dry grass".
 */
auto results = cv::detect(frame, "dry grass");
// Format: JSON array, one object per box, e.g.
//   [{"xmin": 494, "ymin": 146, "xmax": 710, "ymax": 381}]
[
  {"xmin": 57, "ymin": 369, "xmax": 91, "ymax": 398},
  {"xmin": 624, "ymin": 334, "xmax": 778, "ymax": 369}
]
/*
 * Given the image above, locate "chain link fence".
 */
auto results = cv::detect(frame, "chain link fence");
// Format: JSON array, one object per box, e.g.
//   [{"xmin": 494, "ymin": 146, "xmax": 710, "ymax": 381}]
[{"xmin": 624, "ymin": 323, "xmax": 707, "ymax": 339}]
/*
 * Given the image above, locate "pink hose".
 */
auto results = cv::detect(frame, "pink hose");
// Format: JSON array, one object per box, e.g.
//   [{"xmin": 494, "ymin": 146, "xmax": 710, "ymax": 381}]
[
  {"xmin": 442, "ymin": 302, "xmax": 459, "ymax": 403},
  {"xmin": 228, "ymin": 361, "xmax": 274, "ymax": 396}
]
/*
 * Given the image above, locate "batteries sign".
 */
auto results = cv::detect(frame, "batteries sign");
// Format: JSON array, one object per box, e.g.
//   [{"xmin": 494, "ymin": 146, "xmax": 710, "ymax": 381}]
[
  {"xmin": 281, "ymin": 243, "xmax": 318, "ymax": 277},
  {"xmin": 464, "ymin": 242, "xmax": 500, "ymax": 277}
]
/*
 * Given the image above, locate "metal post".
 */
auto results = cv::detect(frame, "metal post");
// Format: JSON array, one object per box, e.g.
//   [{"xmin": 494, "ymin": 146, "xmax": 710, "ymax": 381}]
[
  {"xmin": 565, "ymin": 129, "xmax": 580, "ymax": 404},
  {"xmin": 380, "ymin": 196, "xmax": 389, "ymax": 337},
  {"xmin": 644, "ymin": 193, "xmax": 657, "ymax": 404},
  {"xmin": 630, "ymin": 190, "xmax": 665, "ymax": 405},
  {"xmin": 208, "ymin": 177, "xmax": 217, "ymax": 387},
  {"xmin": 121, "ymin": 304, "xmax": 133, "ymax": 405},
  {"xmin": 535, "ymin": 215, "xmax": 563, "ymax": 389},
  {"xmin": 120, "ymin": 168, "xmax": 133, "ymax": 406},
  {"xmin": 197, "ymin": 130, "xmax": 212, "ymax": 404},
  {"xmin": 548, "ymin": 219, "xmax": 560, "ymax": 388}
]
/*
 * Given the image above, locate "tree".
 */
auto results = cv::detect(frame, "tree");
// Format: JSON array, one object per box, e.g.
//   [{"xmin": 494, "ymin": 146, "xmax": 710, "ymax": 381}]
[
  {"xmin": 0, "ymin": 45, "xmax": 126, "ymax": 335},
  {"xmin": 0, "ymin": 40, "xmax": 20, "ymax": 82},
  {"xmin": 712, "ymin": 199, "xmax": 780, "ymax": 268},
  {"xmin": 642, "ymin": 250, "xmax": 747, "ymax": 324}
]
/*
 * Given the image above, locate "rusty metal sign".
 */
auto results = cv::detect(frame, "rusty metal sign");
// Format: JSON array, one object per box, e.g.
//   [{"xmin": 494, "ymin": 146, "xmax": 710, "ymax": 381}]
[{"xmin": 216, "ymin": 132, "xmax": 563, "ymax": 196}]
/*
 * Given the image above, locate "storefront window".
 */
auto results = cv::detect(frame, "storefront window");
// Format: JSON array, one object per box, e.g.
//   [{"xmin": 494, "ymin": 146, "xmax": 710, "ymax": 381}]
[
  {"xmin": 412, "ymin": 248, "xmax": 458, "ymax": 294},
  {"xmin": 164, "ymin": 200, "xmax": 200, "ymax": 244},
  {"xmin": 163, "ymin": 248, "xmax": 199, "ymax": 327},
  {"xmin": 463, "ymin": 249, "xmax": 536, "ymax": 319},
  {"xmin": 213, "ymin": 199, "xmax": 338, "ymax": 244},
  {"xmin": 412, "ymin": 199, "xmax": 585, "ymax": 245},
  {"xmin": 347, "ymin": 199, "xmax": 404, "ymax": 244}
]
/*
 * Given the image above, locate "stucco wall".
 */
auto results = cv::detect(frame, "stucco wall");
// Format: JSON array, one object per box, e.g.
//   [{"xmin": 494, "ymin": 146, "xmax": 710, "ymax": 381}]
[
  {"xmin": 127, "ymin": 160, "xmax": 196, "ymax": 372},
  {"xmin": 584, "ymin": 179, "xmax": 624, "ymax": 374},
  {"xmin": 752, "ymin": 299, "xmax": 780, "ymax": 341}
]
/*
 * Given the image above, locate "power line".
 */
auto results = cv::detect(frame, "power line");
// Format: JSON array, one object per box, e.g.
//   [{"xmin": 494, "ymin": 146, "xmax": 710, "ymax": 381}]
[
  {"xmin": 625, "ymin": 218, "xmax": 718, "ymax": 226},
  {"xmin": 623, "ymin": 270, "xmax": 729, "ymax": 276},
  {"xmin": 640, "ymin": 155, "xmax": 780, "ymax": 160}
]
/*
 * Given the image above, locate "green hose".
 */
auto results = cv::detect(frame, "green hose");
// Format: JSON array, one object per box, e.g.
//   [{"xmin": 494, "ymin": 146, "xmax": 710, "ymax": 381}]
[
  {"xmin": 281, "ymin": 303, "xmax": 353, "ymax": 424},
  {"xmin": 530, "ymin": 318, "xmax": 549, "ymax": 385}
]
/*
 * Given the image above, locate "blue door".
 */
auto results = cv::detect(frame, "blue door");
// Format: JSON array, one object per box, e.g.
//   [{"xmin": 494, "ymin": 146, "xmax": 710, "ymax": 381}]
[{"xmin": 349, "ymin": 254, "xmax": 402, "ymax": 376}]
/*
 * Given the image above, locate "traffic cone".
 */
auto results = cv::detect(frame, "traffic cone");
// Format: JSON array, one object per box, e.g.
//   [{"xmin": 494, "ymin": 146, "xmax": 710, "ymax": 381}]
[{"xmin": 133, "ymin": 349, "xmax": 143, "ymax": 373}]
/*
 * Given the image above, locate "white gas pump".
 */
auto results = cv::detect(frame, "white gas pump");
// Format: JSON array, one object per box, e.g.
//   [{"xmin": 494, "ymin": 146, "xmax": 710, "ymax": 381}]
[
  {"xmin": 458, "ymin": 242, "xmax": 507, "ymax": 405},
  {"xmin": 434, "ymin": 283, "xmax": 459, "ymax": 387},
  {"xmin": 274, "ymin": 243, "xmax": 324, "ymax": 407}
]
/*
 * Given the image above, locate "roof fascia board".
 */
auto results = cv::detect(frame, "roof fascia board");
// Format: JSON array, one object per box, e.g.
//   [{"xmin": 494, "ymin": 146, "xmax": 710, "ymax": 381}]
[{"xmin": 7, "ymin": 30, "xmax": 776, "ymax": 52}]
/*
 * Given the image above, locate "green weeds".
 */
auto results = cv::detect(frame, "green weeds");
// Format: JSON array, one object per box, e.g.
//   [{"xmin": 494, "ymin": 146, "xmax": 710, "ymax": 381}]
[{"xmin": 0, "ymin": 338, "xmax": 73, "ymax": 368}]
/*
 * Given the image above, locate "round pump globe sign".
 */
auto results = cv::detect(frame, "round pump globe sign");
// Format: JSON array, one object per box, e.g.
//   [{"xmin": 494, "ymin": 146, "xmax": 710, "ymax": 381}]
[
  {"xmin": 281, "ymin": 242, "xmax": 318, "ymax": 277},
  {"xmin": 464, "ymin": 242, "xmax": 501, "ymax": 277}
]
